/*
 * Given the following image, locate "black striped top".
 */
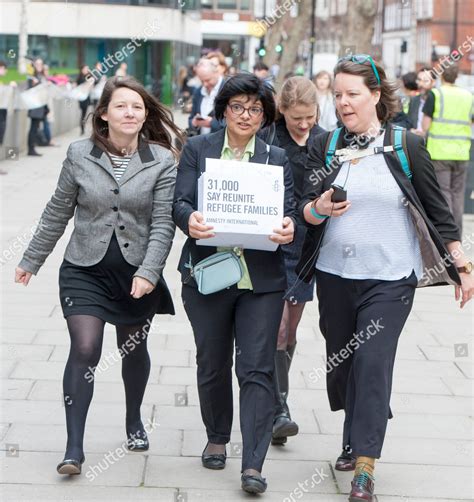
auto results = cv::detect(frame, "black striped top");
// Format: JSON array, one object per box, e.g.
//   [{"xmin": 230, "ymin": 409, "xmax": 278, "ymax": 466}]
[{"xmin": 109, "ymin": 153, "xmax": 132, "ymax": 181}]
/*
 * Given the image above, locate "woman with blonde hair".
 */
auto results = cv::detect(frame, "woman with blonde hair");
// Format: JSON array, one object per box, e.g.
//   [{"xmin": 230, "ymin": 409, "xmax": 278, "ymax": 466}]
[
  {"xmin": 269, "ymin": 76, "xmax": 325, "ymax": 446},
  {"xmin": 314, "ymin": 70, "xmax": 338, "ymax": 131}
]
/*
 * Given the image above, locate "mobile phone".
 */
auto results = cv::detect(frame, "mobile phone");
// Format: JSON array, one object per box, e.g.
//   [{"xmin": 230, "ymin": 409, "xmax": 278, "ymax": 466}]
[{"xmin": 331, "ymin": 184, "xmax": 347, "ymax": 203}]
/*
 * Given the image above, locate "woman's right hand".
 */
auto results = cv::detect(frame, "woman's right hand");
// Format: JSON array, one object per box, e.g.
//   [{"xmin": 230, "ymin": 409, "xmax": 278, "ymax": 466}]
[
  {"xmin": 188, "ymin": 211, "xmax": 215, "ymax": 239},
  {"xmin": 15, "ymin": 267, "xmax": 33, "ymax": 286},
  {"xmin": 315, "ymin": 188, "xmax": 351, "ymax": 218}
]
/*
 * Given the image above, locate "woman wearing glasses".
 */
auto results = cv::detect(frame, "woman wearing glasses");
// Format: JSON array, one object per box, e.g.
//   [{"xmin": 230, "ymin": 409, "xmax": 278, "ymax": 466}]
[
  {"xmin": 173, "ymin": 73, "xmax": 296, "ymax": 494},
  {"xmin": 298, "ymin": 55, "xmax": 473, "ymax": 500}
]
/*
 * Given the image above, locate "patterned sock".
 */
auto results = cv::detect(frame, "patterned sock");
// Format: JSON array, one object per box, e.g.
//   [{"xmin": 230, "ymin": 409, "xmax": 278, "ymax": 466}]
[{"xmin": 355, "ymin": 456, "xmax": 375, "ymax": 477}]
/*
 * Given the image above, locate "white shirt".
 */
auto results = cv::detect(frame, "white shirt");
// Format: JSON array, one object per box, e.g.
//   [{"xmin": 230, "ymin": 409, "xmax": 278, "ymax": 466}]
[
  {"xmin": 316, "ymin": 132, "xmax": 423, "ymax": 281},
  {"xmin": 199, "ymin": 76, "xmax": 223, "ymax": 135}
]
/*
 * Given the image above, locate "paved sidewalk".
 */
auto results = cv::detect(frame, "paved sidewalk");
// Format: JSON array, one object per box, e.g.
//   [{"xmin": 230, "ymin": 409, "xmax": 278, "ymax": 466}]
[{"xmin": 0, "ymin": 117, "xmax": 473, "ymax": 502}]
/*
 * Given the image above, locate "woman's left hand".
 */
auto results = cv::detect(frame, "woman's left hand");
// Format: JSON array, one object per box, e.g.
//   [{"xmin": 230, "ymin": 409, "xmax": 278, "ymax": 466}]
[
  {"xmin": 270, "ymin": 217, "xmax": 294, "ymax": 245},
  {"xmin": 131, "ymin": 277, "xmax": 155, "ymax": 299},
  {"xmin": 455, "ymin": 273, "xmax": 474, "ymax": 309}
]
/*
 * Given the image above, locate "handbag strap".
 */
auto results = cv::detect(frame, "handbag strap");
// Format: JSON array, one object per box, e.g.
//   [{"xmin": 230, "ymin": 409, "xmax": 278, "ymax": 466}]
[{"xmin": 266, "ymin": 144, "xmax": 270, "ymax": 164}]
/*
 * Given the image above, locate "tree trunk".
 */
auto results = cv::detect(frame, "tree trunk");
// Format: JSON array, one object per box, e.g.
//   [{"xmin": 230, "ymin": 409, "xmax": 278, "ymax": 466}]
[
  {"xmin": 263, "ymin": 0, "xmax": 313, "ymax": 89},
  {"xmin": 340, "ymin": 0, "xmax": 377, "ymax": 56}
]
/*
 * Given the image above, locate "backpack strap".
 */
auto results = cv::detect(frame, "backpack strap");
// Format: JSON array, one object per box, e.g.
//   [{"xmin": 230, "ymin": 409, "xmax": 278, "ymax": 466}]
[
  {"xmin": 391, "ymin": 125, "xmax": 412, "ymax": 180},
  {"xmin": 325, "ymin": 127, "xmax": 343, "ymax": 167}
]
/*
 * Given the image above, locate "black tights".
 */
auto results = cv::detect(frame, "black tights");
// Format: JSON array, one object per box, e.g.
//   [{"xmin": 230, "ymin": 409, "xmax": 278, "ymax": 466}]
[{"xmin": 63, "ymin": 315, "xmax": 151, "ymax": 460}]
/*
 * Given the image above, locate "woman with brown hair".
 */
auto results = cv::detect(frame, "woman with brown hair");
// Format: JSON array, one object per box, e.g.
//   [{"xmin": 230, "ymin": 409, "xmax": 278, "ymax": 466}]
[
  {"xmin": 269, "ymin": 76, "xmax": 324, "ymax": 446},
  {"xmin": 299, "ymin": 56, "xmax": 473, "ymax": 500},
  {"xmin": 15, "ymin": 76, "xmax": 183, "ymax": 475},
  {"xmin": 314, "ymin": 70, "xmax": 338, "ymax": 131}
]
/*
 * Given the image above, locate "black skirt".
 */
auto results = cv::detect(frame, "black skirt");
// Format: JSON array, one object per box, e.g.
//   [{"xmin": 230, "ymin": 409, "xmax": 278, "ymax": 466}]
[{"xmin": 59, "ymin": 233, "xmax": 174, "ymax": 325}]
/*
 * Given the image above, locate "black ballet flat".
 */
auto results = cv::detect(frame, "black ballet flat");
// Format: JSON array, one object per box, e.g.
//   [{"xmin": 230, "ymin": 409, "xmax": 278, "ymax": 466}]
[
  {"xmin": 126, "ymin": 430, "xmax": 149, "ymax": 451},
  {"xmin": 56, "ymin": 456, "xmax": 85, "ymax": 475},
  {"xmin": 241, "ymin": 472, "xmax": 267, "ymax": 494},
  {"xmin": 201, "ymin": 442, "xmax": 226, "ymax": 470}
]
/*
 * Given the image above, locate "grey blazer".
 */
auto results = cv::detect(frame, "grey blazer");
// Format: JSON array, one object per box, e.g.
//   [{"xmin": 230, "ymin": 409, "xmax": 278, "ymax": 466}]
[{"xmin": 19, "ymin": 138, "xmax": 177, "ymax": 287}]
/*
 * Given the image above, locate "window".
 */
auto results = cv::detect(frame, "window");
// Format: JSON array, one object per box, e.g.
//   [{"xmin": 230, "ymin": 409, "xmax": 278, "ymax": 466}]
[
  {"xmin": 416, "ymin": 26, "xmax": 431, "ymax": 63},
  {"xmin": 217, "ymin": 0, "xmax": 237, "ymax": 8}
]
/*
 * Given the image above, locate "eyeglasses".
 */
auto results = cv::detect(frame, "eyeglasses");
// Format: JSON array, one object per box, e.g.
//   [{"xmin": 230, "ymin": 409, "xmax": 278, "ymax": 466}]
[
  {"xmin": 228, "ymin": 103, "xmax": 264, "ymax": 118},
  {"xmin": 338, "ymin": 54, "xmax": 381, "ymax": 86}
]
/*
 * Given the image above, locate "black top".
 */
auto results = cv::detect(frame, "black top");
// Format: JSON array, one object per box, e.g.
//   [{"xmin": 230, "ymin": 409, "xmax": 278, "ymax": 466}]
[
  {"xmin": 172, "ymin": 128, "xmax": 297, "ymax": 294},
  {"xmin": 271, "ymin": 119, "xmax": 326, "ymax": 204},
  {"xmin": 422, "ymin": 91, "xmax": 436, "ymax": 118},
  {"xmin": 296, "ymin": 122, "xmax": 461, "ymax": 285}
]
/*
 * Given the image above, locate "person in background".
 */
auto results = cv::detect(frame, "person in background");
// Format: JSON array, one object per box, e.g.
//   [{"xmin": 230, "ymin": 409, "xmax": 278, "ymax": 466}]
[
  {"xmin": 0, "ymin": 60, "xmax": 17, "ymax": 174},
  {"xmin": 253, "ymin": 62, "xmax": 274, "ymax": 89},
  {"xmin": 27, "ymin": 58, "xmax": 48, "ymax": 156},
  {"xmin": 41, "ymin": 64, "xmax": 58, "ymax": 147},
  {"xmin": 76, "ymin": 65, "xmax": 92, "ymax": 135},
  {"xmin": 206, "ymin": 51, "xmax": 229, "ymax": 77},
  {"xmin": 422, "ymin": 63, "xmax": 473, "ymax": 235},
  {"xmin": 313, "ymin": 70, "xmax": 338, "ymax": 131},
  {"xmin": 189, "ymin": 59, "xmax": 225, "ymax": 135},
  {"xmin": 409, "ymin": 66, "xmax": 435, "ymax": 135},
  {"xmin": 115, "ymin": 62, "xmax": 128, "ymax": 78},
  {"xmin": 269, "ymin": 76, "xmax": 325, "ymax": 447},
  {"xmin": 90, "ymin": 62, "xmax": 107, "ymax": 109},
  {"xmin": 400, "ymin": 71, "xmax": 419, "ymax": 114}
]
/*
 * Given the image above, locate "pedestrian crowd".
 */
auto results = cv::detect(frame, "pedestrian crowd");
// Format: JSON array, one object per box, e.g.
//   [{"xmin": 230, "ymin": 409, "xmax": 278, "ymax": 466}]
[{"xmin": 11, "ymin": 52, "xmax": 474, "ymax": 501}]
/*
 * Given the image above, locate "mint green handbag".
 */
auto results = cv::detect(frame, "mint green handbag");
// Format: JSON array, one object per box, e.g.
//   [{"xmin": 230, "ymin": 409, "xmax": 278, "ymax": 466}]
[{"xmin": 185, "ymin": 250, "xmax": 243, "ymax": 295}]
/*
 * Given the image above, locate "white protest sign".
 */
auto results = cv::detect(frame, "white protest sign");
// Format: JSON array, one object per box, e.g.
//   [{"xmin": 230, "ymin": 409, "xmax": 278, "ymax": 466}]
[{"xmin": 197, "ymin": 158, "xmax": 284, "ymax": 251}]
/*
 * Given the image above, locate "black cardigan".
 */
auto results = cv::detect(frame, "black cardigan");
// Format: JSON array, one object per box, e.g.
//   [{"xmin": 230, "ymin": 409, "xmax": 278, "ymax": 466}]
[
  {"xmin": 173, "ymin": 128, "xmax": 296, "ymax": 294},
  {"xmin": 296, "ymin": 123, "xmax": 461, "ymax": 286}
]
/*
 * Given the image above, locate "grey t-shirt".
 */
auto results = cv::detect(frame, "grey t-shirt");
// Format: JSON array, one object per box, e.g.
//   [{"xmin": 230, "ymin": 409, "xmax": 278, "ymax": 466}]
[{"xmin": 316, "ymin": 133, "xmax": 423, "ymax": 281}]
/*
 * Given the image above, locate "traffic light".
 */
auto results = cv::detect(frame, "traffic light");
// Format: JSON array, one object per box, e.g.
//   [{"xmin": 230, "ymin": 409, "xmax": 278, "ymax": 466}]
[
  {"xmin": 257, "ymin": 38, "xmax": 266, "ymax": 58},
  {"xmin": 275, "ymin": 44, "xmax": 283, "ymax": 53}
]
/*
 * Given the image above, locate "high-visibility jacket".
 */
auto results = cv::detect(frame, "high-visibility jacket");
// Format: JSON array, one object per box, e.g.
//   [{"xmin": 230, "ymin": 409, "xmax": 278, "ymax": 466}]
[{"xmin": 426, "ymin": 85, "xmax": 473, "ymax": 161}]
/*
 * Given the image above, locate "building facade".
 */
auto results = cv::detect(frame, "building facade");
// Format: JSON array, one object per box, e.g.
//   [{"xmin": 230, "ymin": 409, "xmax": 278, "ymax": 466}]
[{"xmin": 0, "ymin": 0, "xmax": 202, "ymax": 104}]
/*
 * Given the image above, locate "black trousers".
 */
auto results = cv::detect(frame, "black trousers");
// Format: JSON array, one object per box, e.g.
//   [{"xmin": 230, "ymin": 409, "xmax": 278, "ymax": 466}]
[
  {"xmin": 316, "ymin": 269, "xmax": 417, "ymax": 458},
  {"xmin": 28, "ymin": 118, "xmax": 42, "ymax": 152},
  {"xmin": 0, "ymin": 109, "xmax": 7, "ymax": 145},
  {"xmin": 182, "ymin": 284, "xmax": 284, "ymax": 472}
]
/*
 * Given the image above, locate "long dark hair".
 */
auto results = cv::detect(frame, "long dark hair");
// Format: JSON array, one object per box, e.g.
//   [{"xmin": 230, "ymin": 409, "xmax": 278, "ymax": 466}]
[
  {"xmin": 333, "ymin": 58, "xmax": 399, "ymax": 123},
  {"xmin": 91, "ymin": 76, "xmax": 184, "ymax": 157}
]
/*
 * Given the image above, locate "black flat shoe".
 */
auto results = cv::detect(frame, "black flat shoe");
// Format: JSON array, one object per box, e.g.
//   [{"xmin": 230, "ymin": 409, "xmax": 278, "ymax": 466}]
[
  {"xmin": 241, "ymin": 472, "xmax": 267, "ymax": 494},
  {"xmin": 126, "ymin": 430, "xmax": 149, "ymax": 451},
  {"xmin": 56, "ymin": 456, "xmax": 85, "ymax": 475},
  {"xmin": 335, "ymin": 448, "xmax": 357, "ymax": 471},
  {"xmin": 201, "ymin": 443, "xmax": 226, "ymax": 470}
]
